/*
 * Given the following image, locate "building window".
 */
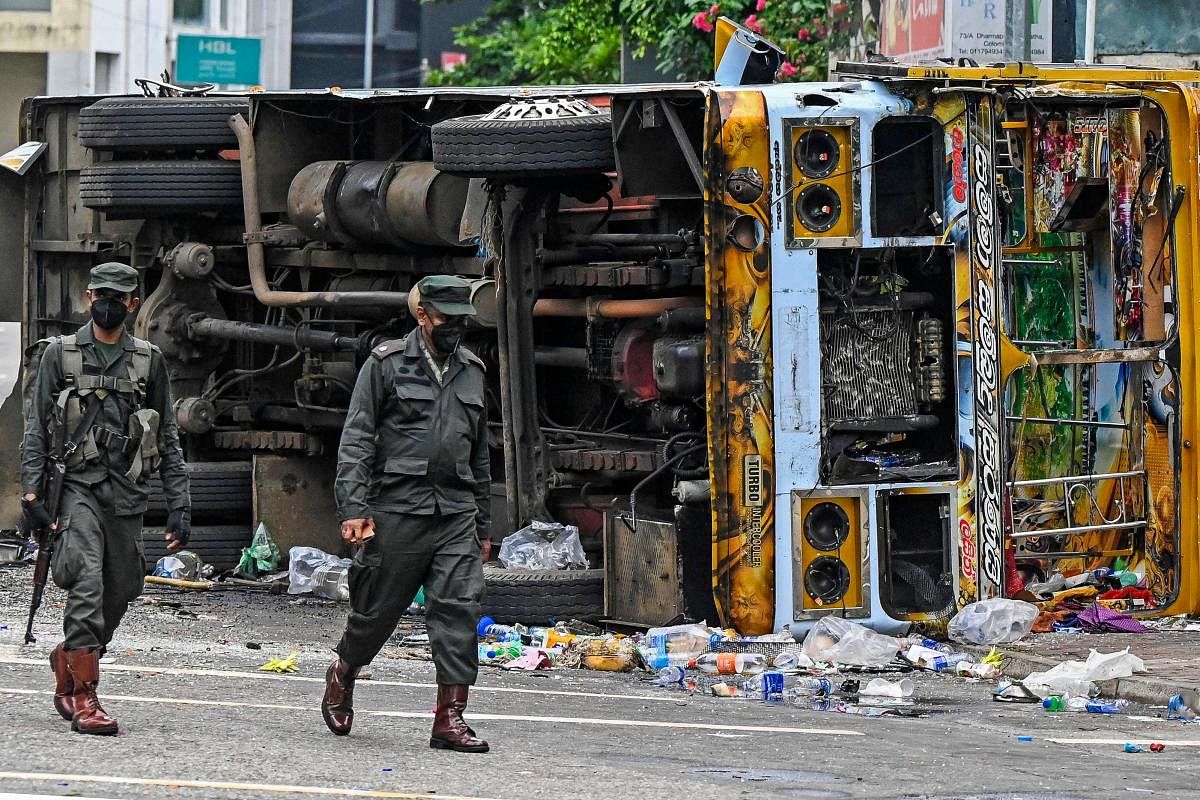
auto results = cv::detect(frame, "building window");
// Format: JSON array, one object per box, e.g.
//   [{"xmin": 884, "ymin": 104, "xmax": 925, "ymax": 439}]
[
  {"xmin": 94, "ymin": 52, "xmax": 119, "ymax": 94},
  {"xmin": 173, "ymin": 0, "xmax": 208, "ymax": 26},
  {"xmin": 0, "ymin": 0, "xmax": 53, "ymax": 10}
]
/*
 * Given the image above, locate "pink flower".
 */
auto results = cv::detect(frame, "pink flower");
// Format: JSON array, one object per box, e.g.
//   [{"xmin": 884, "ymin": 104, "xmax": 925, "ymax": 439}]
[
  {"xmin": 797, "ymin": 27, "xmax": 811, "ymax": 41},
  {"xmin": 709, "ymin": 3, "xmax": 720, "ymax": 15},
  {"xmin": 744, "ymin": 14, "xmax": 763, "ymax": 33},
  {"xmin": 830, "ymin": 2, "xmax": 848, "ymax": 16},
  {"xmin": 756, "ymin": 0, "xmax": 767, "ymax": 10},
  {"xmin": 693, "ymin": 10, "xmax": 714, "ymax": 32},
  {"xmin": 779, "ymin": 61, "xmax": 798, "ymax": 78}
]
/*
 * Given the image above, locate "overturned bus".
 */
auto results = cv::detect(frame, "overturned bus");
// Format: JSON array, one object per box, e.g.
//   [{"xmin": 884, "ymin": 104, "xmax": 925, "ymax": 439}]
[{"xmin": 2, "ymin": 21, "xmax": 1198, "ymax": 635}]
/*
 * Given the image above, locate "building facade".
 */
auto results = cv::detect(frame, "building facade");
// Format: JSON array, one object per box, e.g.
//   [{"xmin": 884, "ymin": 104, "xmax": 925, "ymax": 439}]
[{"xmin": 0, "ymin": 0, "xmax": 291, "ymax": 152}]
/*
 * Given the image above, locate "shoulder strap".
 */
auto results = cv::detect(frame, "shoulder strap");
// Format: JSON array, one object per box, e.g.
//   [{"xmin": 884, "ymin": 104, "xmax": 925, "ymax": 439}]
[
  {"xmin": 58, "ymin": 335, "xmax": 82, "ymax": 387},
  {"xmin": 460, "ymin": 346, "xmax": 486, "ymax": 372},
  {"xmin": 126, "ymin": 338, "xmax": 153, "ymax": 386}
]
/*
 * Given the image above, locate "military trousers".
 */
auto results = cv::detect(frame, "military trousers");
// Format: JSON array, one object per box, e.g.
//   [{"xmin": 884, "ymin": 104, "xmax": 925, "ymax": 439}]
[
  {"xmin": 51, "ymin": 479, "xmax": 145, "ymax": 651},
  {"xmin": 336, "ymin": 510, "xmax": 483, "ymax": 685}
]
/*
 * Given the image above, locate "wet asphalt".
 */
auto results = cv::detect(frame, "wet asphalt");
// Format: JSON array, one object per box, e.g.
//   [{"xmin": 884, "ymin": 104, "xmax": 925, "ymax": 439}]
[{"xmin": 0, "ymin": 567, "xmax": 1197, "ymax": 800}]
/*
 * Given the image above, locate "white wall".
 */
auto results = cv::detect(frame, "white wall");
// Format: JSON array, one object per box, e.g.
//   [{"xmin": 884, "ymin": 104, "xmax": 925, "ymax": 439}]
[{"xmin": 88, "ymin": 0, "xmax": 171, "ymax": 93}]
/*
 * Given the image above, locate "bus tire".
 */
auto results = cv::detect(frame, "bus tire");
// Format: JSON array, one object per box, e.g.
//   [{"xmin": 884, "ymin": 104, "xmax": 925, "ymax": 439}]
[
  {"xmin": 80, "ymin": 160, "xmax": 244, "ymax": 215},
  {"xmin": 431, "ymin": 113, "xmax": 614, "ymax": 178},
  {"xmin": 141, "ymin": 525, "xmax": 252, "ymax": 573},
  {"xmin": 481, "ymin": 565, "xmax": 604, "ymax": 625},
  {"xmin": 145, "ymin": 462, "xmax": 252, "ymax": 525},
  {"xmin": 79, "ymin": 97, "xmax": 248, "ymax": 151}
]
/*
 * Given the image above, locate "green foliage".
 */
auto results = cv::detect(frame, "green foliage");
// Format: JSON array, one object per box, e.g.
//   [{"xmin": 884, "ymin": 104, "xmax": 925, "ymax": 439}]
[
  {"xmin": 424, "ymin": 0, "xmax": 840, "ymax": 86},
  {"xmin": 425, "ymin": 0, "xmax": 622, "ymax": 86}
]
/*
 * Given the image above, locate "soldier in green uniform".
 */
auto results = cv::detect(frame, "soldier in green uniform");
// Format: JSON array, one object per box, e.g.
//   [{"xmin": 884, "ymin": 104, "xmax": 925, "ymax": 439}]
[
  {"xmin": 19, "ymin": 262, "xmax": 191, "ymax": 735},
  {"xmin": 322, "ymin": 275, "xmax": 492, "ymax": 753}
]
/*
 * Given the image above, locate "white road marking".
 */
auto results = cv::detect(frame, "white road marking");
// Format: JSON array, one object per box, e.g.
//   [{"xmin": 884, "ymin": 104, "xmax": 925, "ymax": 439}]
[
  {"xmin": 0, "ymin": 793, "xmax": 125, "ymax": 800},
  {"xmin": 0, "ymin": 687, "xmax": 862, "ymax": 737},
  {"xmin": 0, "ymin": 656, "xmax": 678, "ymax": 703},
  {"xmin": 0, "ymin": 772, "xmax": 502, "ymax": 800},
  {"xmin": 1046, "ymin": 737, "xmax": 1200, "ymax": 746}
]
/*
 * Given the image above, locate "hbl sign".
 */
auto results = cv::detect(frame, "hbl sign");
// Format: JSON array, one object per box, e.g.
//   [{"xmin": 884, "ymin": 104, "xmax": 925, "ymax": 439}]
[{"xmin": 176, "ymin": 35, "xmax": 261, "ymax": 85}]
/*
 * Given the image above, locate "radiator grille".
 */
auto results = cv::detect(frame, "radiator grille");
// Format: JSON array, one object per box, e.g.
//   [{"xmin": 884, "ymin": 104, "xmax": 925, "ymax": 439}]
[
  {"xmin": 820, "ymin": 309, "xmax": 917, "ymax": 423},
  {"xmin": 604, "ymin": 515, "xmax": 682, "ymax": 625}
]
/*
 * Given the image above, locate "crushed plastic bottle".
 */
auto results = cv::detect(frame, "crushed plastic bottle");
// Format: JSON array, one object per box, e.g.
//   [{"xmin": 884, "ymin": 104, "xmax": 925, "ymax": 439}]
[
  {"xmin": 478, "ymin": 642, "xmax": 522, "ymax": 661},
  {"xmin": 653, "ymin": 665, "xmax": 688, "ymax": 688},
  {"xmin": 787, "ymin": 677, "xmax": 834, "ymax": 697},
  {"xmin": 742, "ymin": 671, "xmax": 789, "ymax": 701},
  {"xmin": 1085, "ymin": 699, "xmax": 1129, "ymax": 714},
  {"xmin": 690, "ymin": 652, "xmax": 767, "ymax": 676},
  {"xmin": 771, "ymin": 650, "xmax": 815, "ymax": 670},
  {"xmin": 476, "ymin": 615, "xmax": 525, "ymax": 642}
]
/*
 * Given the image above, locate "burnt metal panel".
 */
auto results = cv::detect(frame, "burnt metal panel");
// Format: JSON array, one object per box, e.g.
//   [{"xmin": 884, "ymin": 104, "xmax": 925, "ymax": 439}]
[
  {"xmin": 252, "ymin": 454, "xmax": 345, "ymax": 558},
  {"xmin": 604, "ymin": 512, "xmax": 683, "ymax": 626}
]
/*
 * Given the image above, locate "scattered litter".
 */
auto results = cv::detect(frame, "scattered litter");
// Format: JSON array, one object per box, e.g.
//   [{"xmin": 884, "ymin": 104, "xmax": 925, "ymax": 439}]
[
  {"xmin": 1076, "ymin": 604, "xmax": 1151, "ymax": 633},
  {"xmin": 1016, "ymin": 735, "xmax": 1033, "ymax": 742},
  {"xmin": 1166, "ymin": 692, "xmax": 1200, "ymax": 722},
  {"xmin": 859, "ymin": 677, "xmax": 914, "ymax": 698},
  {"xmin": 1124, "ymin": 742, "xmax": 1144, "ymax": 753},
  {"xmin": 152, "ymin": 551, "xmax": 204, "ymax": 580},
  {"xmin": 236, "ymin": 522, "xmax": 283, "ymax": 578},
  {"xmin": 259, "ymin": 651, "xmax": 299, "ymax": 673},
  {"xmin": 1021, "ymin": 648, "xmax": 1146, "ymax": 699},
  {"xmin": 144, "ymin": 575, "xmax": 214, "ymax": 591},
  {"xmin": 993, "ymin": 681, "xmax": 1041, "ymax": 704},
  {"xmin": 948, "ymin": 598, "xmax": 1039, "ymax": 644},
  {"xmin": 246, "ymin": 642, "xmax": 262, "ymax": 650},
  {"xmin": 498, "ymin": 521, "xmax": 588, "ymax": 570},
  {"xmin": 1150, "ymin": 743, "xmax": 1166, "ymax": 752},
  {"xmin": 501, "ymin": 649, "xmax": 554, "ymax": 671},
  {"xmin": 799, "ymin": 616, "xmax": 899, "ymax": 667},
  {"xmin": 560, "ymin": 636, "xmax": 642, "ymax": 672},
  {"xmin": 287, "ymin": 547, "xmax": 350, "ymax": 600},
  {"xmin": 1145, "ymin": 614, "xmax": 1200, "ymax": 632}
]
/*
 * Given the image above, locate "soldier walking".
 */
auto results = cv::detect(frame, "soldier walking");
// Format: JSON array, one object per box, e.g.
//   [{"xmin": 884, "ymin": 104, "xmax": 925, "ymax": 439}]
[
  {"xmin": 322, "ymin": 275, "xmax": 492, "ymax": 753},
  {"xmin": 19, "ymin": 262, "xmax": 191, "ymax": 735}
]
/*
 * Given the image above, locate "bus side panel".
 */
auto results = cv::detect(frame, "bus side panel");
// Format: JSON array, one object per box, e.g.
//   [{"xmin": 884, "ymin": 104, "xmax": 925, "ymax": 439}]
[
  {"xmin": 706, "ymin": 89, "xmax": 776, "ymax": 635},
  {"xmin": 0, "ymin": 165, "xmax": 25, "ymax": 529}
]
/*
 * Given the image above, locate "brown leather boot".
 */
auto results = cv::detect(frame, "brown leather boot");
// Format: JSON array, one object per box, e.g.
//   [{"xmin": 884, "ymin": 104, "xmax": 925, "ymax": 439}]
[
  {"xmin": 50, "ymin": 643, "xmax": 75, "ymax": 721},
  {"xmin": 64, "ymin": 648, "xmax": 118, "ymax": 735},
  {"xmin": 322, "ymin": 659, "xmax": 360, "ymax": 735},
  {"xmin": 430, "ymin": 684, "xmax": 488, "ymax": 753}
]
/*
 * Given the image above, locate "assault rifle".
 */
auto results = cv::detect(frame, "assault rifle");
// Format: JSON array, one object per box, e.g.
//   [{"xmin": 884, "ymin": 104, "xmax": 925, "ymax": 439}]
[{"xmin": 24, "ymin": 392, "xmax": 101, "ymax": 644}]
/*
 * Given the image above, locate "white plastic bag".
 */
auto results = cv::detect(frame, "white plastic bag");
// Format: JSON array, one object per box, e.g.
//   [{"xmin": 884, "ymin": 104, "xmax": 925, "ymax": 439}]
[
  {"xmin": 498, "ymin": 521, "xmax": 587, "ymax": 570},
  {"xmin": 287, "ymin": 546, "xmax": 351, "ymax": 596},
  {"xmin": 1021, "ymin": 648, "xmax": 1147, "ymax": 698},
  {"xmin": 800, "ymin": 616, "xmax": 900, "ymax": 667},
  {"xmin": 948, "ymin": 598, "xmax": 1039, "ymax": 644}
]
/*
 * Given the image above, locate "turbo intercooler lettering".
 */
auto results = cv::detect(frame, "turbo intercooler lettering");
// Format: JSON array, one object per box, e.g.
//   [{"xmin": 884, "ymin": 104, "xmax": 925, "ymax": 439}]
[
  {"xmin": 968, "ymin": 97, "xmax": 1004, "ymax": 593},
  {"xmin": 706, "ymin": 90, "xmax": 775, "ymax": 635}
]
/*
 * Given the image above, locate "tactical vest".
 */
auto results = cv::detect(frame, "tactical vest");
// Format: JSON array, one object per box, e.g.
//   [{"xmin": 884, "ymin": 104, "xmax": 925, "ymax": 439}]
[{"xmin": 49, "ymin": 334, "xmax": 162, "ymax": 481}]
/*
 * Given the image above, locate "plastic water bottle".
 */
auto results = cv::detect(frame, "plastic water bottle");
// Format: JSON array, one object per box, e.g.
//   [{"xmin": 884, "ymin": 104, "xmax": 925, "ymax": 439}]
[
  {"xmin": 1085, "ymin": 699, "xmax": 1129, "ymax": 714},
  {"xmin": 785, "ymin": 677, "xmax": 834, "ymax": 698},
  {"xmin": 1042, "ymin": 696, "xmax": 1066, "ymax": 712},
  {"xmin": 690, "ymin": 652, "xmax": 767, "ymax": 676},
  {"xmin": 742, "ymin": 671, "xmax": 789, "ymax": 701},
  {"xmin": 476, "ymin": 615, "xmax": 524, "ymax": 642},
  {"xmin": 645, "ymin": 624, "xmax": 713, "ymax": 668},
  {"xmin": 653, "ymin": 665, "xmax": 688, "ymax": 688},
  {"xmin": 905, "ymin": 636, "xmax": 955, "ymax": 654}
]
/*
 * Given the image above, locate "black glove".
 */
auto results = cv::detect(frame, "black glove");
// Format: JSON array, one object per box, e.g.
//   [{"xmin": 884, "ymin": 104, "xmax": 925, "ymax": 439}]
[
  {"xmin": 21, "ymin": 497, "xmax": 54, "ymax": 532},
  {"xmin": 165, "ymin": 508, "xmax": 191, "ymax": 550}
]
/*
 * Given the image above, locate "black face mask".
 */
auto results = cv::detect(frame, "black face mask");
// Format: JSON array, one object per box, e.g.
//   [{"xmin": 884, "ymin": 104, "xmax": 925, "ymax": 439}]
[
  {"xmin": 430, "ymin": 320, "xmax": 466, "ymax": 355},
  {"xmin": 91, "ymin": 297, "xmax": 129, "ymax": 330}
]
